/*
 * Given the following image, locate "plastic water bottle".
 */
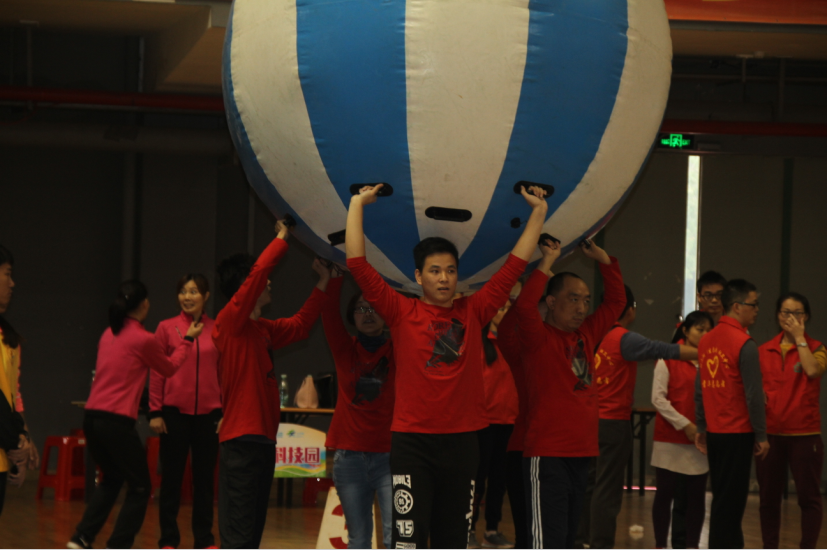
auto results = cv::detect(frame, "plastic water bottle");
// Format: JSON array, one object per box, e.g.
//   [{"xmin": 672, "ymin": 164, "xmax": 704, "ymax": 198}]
[{"xmin": 279, "ymin": 374, "xmax": 290, "ymax": 408}]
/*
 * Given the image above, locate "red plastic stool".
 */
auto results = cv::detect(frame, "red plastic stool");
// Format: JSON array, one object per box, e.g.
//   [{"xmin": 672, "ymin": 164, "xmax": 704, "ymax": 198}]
[
  {"xmin": 303, "ymin": 477, "xmax": 335, "ymax": 507},
  {"xmin": 146, "ymin": 436, "xmax": 162, "ymax": 497},
  {"xmin": 36, "ymin": 436, "xmax": 87, "ymax": 501}
]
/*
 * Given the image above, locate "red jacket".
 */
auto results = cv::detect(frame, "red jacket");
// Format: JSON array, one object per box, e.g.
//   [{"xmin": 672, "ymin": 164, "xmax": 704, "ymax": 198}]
[
  {"xmin": 516, "ymin": 259, "xmax": 626, "ymax": 457},
  {"xmin": 86, "ymin": 319, "xmax": 193, "ymax": 419},
  {"xmin": 698, "ymin": 316, "xmax": 753, "ymax": 433},
  {"xmin": 213, "ymin": 238, "xmax": 327, "ymax": 443},
  {"xmin": 760, "ymin": 332, "xmax": 824, "ymax": 435},
  {"xmin": 322, "ymin": 276, "xmax": 395, "ymax": 452},
  {"xmin": 347, "ymin": 254, "xmax": 527, "ymax": 434},
  {"xmin": 595, "ymin": 325, "xmax": 637, "ymax": 421},
  {"xmin": 654, "ymin": 356, "xmax": 698, "ymax": 444},
  {"xmin": 150, "ymin": 312, "xmax": 221, "ymax": 417}
]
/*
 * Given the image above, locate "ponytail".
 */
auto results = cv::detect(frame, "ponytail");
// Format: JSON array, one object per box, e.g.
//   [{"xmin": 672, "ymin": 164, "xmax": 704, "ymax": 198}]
[{"xmin": 109, "ymin": 280, "xmax": 148, "ymax": 334}]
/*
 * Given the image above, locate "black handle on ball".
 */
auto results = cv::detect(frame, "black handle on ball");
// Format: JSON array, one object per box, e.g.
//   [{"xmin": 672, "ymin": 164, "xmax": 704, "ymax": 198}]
[
  {"xmin": 539, "ymin": 233, "xmax": 560, "ymax": 246},
  {"xmin": 282, "ymin": 214, "xmax": 297, "ymax": 228},
  {"xmin": 349, "ymin": 183, "xmax": 394, "ymax": 197}
]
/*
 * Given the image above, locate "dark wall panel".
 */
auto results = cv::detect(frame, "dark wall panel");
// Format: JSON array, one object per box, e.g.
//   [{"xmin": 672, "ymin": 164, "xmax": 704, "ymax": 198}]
[{"xmin": 0, "ymin": 147, "xmax": 124, "ymax": 447}]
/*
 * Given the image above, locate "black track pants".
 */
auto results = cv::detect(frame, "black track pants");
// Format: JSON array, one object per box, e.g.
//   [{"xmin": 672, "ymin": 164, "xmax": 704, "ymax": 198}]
[
  {"xmin": 158, "ymin": 409, "xmax": 220, "ymax": 549},
  {"xmin": 390, "ymin": 431, "xmax": 479, "ymax": 549}
]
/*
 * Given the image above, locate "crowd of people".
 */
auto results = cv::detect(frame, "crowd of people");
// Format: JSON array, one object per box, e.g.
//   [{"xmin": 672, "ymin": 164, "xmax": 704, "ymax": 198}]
[{"xmin": 0, "ymin": 183, "xmax": 824, "ymax": 549}]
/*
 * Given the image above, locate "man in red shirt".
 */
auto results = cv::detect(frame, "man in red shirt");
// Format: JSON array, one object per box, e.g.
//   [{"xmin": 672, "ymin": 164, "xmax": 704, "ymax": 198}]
[
  {"xmin": 345, "ymin": 184, "xmax": 548, "ymax": 549},
  {"xmin": 695, "ymin": 278, "xmax": 769, "ymax": 549},
  {"xmin": 511, "ymin": 236, "xmax": 625, "ymax": 549},
  {"xmin": 213, "ymin": 220, "xmax": 330, "ymax": 549}
]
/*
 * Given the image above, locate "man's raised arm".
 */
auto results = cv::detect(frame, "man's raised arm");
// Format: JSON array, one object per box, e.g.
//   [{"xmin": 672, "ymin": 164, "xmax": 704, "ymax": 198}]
[{"xmin": 510, "ymin": 186, "xmax": 549, "ymax": 262}]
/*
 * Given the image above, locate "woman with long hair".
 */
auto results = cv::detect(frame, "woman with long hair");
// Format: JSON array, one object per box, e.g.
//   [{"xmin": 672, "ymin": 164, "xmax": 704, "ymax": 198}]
[
  {"xmin": 68, "ymin": 280, "xmax": 202, "ymax": 549},
  {"xmin": 321, "ymin": 264, "xmax": 395, "ymax": 549},
  {"xmin": 757, "ymin": 292, "xmax": 826, "ymax": 549},
  {"xmin": 650, "ymin": 310, "xmax": 713, "ymax": 549},
  {"xmin": 149, "ymin": 274, "xmax": 220, "ymax": 549}
]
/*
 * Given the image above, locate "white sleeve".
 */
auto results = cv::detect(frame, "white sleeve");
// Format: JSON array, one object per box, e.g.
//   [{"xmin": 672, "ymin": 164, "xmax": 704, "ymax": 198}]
[{"xmin": 651, "ymin": 359, "xmax": 691, "ymax": 431}]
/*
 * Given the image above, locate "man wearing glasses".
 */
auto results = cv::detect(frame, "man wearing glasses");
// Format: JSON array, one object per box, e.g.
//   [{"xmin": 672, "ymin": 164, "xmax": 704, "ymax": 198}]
[
  {"xmin": 694, "ymin": 279, "xmax": 769, "ymax": 549},
  {"xmin": 511, "ymin": 236, "xmax": 626, "ymax": 549},
  {"xmin": 696, "ymin": 271, "xmax": 727, "ymax": 324}
]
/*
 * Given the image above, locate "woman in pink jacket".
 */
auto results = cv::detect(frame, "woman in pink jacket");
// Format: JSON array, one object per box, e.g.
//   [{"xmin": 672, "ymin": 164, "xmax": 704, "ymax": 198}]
[
  {"xmin": 68, "ymin": 280, "xmax": 202, "ymax": 550},
  {"xmin": 149, "ymin": 274, "xmax": 221, "ymax": 550}
]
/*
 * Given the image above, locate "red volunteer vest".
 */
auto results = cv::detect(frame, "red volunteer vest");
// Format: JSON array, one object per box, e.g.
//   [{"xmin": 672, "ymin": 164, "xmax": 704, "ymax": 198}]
[
  {"xmin": 654, "ymin": 356, "xmax": 698, "ymax": 444},
  {"xmin": 760, "ymin": 332, "xmax": 824, "ymax": 435},
  {"xmin": 595, "ymin": 325, "xmax": 638, "ymax": 420},
  {"xmin": 698, "ymin": 316, "xmax": 753, "ymax": 434}
]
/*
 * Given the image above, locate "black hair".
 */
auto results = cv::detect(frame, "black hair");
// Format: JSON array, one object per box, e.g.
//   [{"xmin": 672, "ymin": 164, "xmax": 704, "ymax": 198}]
[
  {"xmin": 345, "ymin": 291, "xmax": 363, "ymax": 327},
  {"xmin": 0, "ymin": 245, "xmax": 20, "ymax": 349},
  {"xmin": 177, "ymin": 273, "xmax": 210, "ymax": 297},
  {"xmin": 618, "ymin": 285, "xmax": 635, "ymax": 321},
  {"xmin": 722, "ymin": 279, "xmax": 758, "ymax": 312},
  {"xmin": 672, "ymin": 310, "xmax": 715, "ymax": 344},
  {"xmin": 482, "ymin": 322, "xmax": 498, "ymax": 365},
  {"xmin": 696, "ymin": 270, "xmax": 727, "ymax": 294},
  {"xmin": 545, "ymin": 272, "xmax": 584, "ymax": 298},
  {"xmin": 109, "ymin": 280, "xmax": 148, "ymax": 335},
  {"xmin": 775, "ymin": 291, "xmax": 812, "ymax": 324},
  {"xmin": 216, "ymin": 253, "xmax": 255, "ymax": 300},
  {"xmin": 413, "ymin": 237, "xmax": 459, "ymax": 273}
]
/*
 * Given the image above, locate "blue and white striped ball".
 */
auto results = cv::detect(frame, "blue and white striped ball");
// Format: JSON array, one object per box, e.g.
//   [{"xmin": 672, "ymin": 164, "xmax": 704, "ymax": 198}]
[{"xmin": 223, "ymin": 0, "xmax": 672, "ymax": 292}]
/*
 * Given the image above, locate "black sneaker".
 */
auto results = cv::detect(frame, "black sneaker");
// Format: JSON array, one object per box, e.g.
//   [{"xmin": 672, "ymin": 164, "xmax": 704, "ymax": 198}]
[
  {"xmin": 67, "ymin": 534, "xmax": 92, "ymax": 549},
  {"xmin": 482, "ymin": 531, "xmax": 515, "ymax": 549},
  {"xmin": 468, "ymin": 529, "xmax": 481, "ymax": 549}
]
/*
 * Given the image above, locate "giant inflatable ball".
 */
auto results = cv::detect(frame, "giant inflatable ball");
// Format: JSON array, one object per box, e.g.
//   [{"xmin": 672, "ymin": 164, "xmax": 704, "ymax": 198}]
[{"xmin": 223, "ymin": 0, "xmax": 672, "ymax": 292}]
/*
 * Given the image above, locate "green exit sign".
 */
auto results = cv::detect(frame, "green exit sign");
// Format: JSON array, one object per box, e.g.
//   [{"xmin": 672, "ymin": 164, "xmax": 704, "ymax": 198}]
[{"xmin": 658, "ymin": 133, "xmax": 696, "ymax": 150}]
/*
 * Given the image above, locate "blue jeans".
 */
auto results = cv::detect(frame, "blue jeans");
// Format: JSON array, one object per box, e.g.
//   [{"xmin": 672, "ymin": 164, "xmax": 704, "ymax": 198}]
[{"xmin": 332, "ymin": 450, "xmax": 392, "ymax": 549}]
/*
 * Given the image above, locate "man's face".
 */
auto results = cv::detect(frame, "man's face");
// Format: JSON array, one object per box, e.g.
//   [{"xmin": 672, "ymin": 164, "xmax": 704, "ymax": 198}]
[
  {"xmin": 0, "ymin": 263, "xmax": 14, "ymax": 314},
  {"xmin": 734, "ymin": 290, "xmax": 760, "ymax": 328},
  {"xmin": 697, "ymin": 283, "xmax": 724, "ymax": 318},
  {"xmin": 546, "ymin": 276, "xmax": 591, "ymax": 332},
  {"xmin": 415, "ymin": 253, "xmax": 458, "ymax": 306}
]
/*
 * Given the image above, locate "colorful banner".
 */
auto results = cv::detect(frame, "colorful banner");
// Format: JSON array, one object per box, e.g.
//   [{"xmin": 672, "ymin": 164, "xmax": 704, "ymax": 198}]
[{"xmin": 274, "ymin": 423, "xmax": 327, "ymax": 478}]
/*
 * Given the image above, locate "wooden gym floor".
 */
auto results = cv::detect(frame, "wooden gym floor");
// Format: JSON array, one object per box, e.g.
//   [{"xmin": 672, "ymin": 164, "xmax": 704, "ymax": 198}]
[{"xmin": 0, "ymin": 479, "xmax": 824, "ymax": 548}]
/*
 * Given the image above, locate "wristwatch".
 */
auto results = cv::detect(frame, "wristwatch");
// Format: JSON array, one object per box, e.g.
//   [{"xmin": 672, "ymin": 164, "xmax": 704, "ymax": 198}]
[{"xmin": 797, "ymin": 342, "xmax": 808, "ymax": 347}]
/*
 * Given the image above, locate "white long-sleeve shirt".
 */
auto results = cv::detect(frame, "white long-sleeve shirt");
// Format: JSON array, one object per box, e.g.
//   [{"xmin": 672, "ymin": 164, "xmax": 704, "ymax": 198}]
[{"xmin": 650, "ymin": 359, "xmax": 709, "ymax": 475}]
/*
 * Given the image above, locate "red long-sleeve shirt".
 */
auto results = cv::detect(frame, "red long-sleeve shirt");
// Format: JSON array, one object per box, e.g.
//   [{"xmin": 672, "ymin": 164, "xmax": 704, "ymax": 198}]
[
  {"xmin": 482, "ymin": 334, "xmax": 519, "ymax": 425},
  {"xmin": 322, "ymin": 276, "xmax": 395, "ymax": 452},
  {"xmin": 212, "ymin": 238, "xmax": 327, "ymax": 443},
  {"xmin": 516, "ymin": 259, "xmax": 625, "ymax": 457},
  {"xmin": 86, "ymin": 319, "xmax": 193, "ymax": 419},
  {"xmin": 150, "ymin": 312, "xmax": 221, "ymax": 416},
  {"xmin": 347, "ymin": 254, "xmax": 527, "ymax": 434},
  {"xmin": 498, "ymin": 308, "xmax": 527, "ymax": 451}
]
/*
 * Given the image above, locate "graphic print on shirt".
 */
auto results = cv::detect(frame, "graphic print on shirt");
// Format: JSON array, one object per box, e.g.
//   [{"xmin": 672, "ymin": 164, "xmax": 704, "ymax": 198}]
[
  {"xmin": 594, "ymin": 347, "xmax": 613, "ymax": 386},
  {"xmin": 701, "ymin": 346, "xmax": 728, "ymax": 389},
  {"xmin": 571, "ymin": 338, "xmax": 591, "ymax": 390},
  {"xmin": 352, "ymin": 356, "xmax": 390, "ymax": 405},
  {"xmin": 425, "ymin": 318, "xmax": 466, "ymax": 372}
]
